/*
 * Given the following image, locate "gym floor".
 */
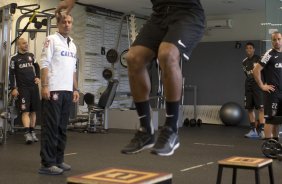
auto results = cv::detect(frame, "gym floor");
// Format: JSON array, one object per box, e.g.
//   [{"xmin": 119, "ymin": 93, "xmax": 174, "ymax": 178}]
[{"xmin": 0, "ymin": 125, "xmax": 281, "ymax": 184}]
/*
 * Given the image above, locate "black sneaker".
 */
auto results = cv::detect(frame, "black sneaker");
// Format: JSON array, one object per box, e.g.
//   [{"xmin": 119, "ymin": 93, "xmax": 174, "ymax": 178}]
[
  {"xmin": 121, "ymin": 131, "xmax": 155, "ymax": 154},
  {"xmin": 151, "ymin": 126, "xmax": 180, "ymax": 156}
]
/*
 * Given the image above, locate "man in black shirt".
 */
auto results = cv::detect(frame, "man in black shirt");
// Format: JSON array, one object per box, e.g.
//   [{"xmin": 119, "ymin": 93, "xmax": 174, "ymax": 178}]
[
  {"xmin": 9, "ymin": 38, "xmax": 41, "ymax": 144},
  {"xmin": 253, "ymin": 32, "xmax": 282, "ymax": 141},
  {"xmin": 56, "ymin": 0, "xmax": 205, "ymax": 156},
  {"xmin": 242, "ymin": 42, "xmax": 265, "ymax": 139}
]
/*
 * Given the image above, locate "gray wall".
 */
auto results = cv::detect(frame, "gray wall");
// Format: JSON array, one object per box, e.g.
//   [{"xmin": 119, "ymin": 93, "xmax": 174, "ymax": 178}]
[{"xmin": 183, "ymin": 40, "xmax": 265, "ymax": 106}]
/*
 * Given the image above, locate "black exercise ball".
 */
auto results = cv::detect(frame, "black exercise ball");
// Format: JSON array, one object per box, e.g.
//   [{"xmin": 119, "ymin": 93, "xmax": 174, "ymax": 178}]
[{"xmin": 219, "ymin": 102, "xmax": 243, "ymax": 126}]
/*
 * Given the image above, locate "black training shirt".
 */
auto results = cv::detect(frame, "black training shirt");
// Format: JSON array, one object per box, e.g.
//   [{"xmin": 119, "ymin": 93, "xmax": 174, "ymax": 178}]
[
  {"xmin": 259, "ymin": 49, "xmax": 282, "ymax": 91},
  {"xmin": 9, "ymin": 52, "xmax": 40, "ymax": 89},
  {"xmin": 151, "ymin": 0, "xmax": 204, "ymax": 10},
  {"xmin": 242, "ymin": 54, "xmax": 260, "ymax": 83}
]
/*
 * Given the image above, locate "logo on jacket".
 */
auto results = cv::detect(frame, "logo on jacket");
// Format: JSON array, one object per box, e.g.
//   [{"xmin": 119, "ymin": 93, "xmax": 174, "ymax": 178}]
[
  {"xmin": 61, "ymin": 51, "xmax": 76, "ymax": 58},
  {"xmin": 21, "ymin": 104, "xmax": 26, "ymax": 110},
  {"xmin": 44, "ymin": 39, "xmax": 50, "ymax": 48},
  {"xmin": 19, "ymin": 63, "xmax": 33, "ymax": 68},
  {"xmin": 275, "ymin": 63, "xmax": 282, "ymax": 68},
  {"xmin": 28, "ymin": 56, "xmax": 32, "ymax": 62},
  {"xmin": 52, "ymin": 93, "xmax": 59, "ymax": 101}
]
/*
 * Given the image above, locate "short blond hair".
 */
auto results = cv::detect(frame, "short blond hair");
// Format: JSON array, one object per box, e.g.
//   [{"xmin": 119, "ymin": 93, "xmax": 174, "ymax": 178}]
[{"xmin": 56, "ymin": 14, "xmax": 73, "ymax": 24}]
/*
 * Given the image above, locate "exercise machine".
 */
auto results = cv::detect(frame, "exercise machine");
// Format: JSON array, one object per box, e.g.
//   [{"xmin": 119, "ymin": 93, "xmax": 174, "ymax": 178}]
[{"xmin": 0, "ymin": 3, "xmax": 16, "ymax": 144}]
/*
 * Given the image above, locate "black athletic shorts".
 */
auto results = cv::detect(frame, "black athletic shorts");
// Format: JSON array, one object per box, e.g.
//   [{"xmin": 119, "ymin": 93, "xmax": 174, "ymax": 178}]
[
  {"xmin": 264, "ymin": 90, "xmax": 282, "ymax": 120},
  {"xmin": 18, "ymin": 86, "xmax": 40, "ymax": 112},
  {"xmin": 244, "ymin": 81, "xmax": 264, "ymax": 109},
  {"xmin": 132, "ymin": 6, "xmax": 205, "ymax": 60}
]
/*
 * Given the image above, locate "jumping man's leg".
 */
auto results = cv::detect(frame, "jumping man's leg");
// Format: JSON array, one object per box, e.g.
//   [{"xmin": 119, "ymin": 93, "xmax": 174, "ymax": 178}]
[
  {"xmin": 151, "ymin": 42, "xmax": 181, "ymax": 156},
  {"xmin": 158, "ymin": 42, "xmax": 181, "ymax": 131},
  {"xmin": 121, "ymin": 46, "xmax": 156, "ymax": 154}
]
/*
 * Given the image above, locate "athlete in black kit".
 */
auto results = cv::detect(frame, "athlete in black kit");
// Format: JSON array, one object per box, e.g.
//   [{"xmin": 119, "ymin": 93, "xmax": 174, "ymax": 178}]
[
  {"xmin": 56, "ymin": 0, "xmax": 205, "ymax": 156},
  {"xmin": 9, "ymin": 38, "xmax": 40, "ymax": 144},
  {"xmin": 253, "ymin": 32, "xmax": 282, "ymax": 141},
  {"xmin": 242, "ymin": 42, "xmax": 265, "ymax": 139}
]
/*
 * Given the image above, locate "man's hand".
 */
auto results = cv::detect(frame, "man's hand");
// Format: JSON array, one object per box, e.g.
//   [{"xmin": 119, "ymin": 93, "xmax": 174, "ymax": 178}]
[
  {"xmin": 34, "ymin": 77, "xmax": 40, "ymax": 84},
  {"xmin": 73, "ymin": 91, "xmax": 79, "ymax": 102},
  {"xmin": 11, "ymin": 88, "xmax": 19, "ymax": 97},
  {"xmin": 261, "ymin": 83, "xmax": 275, "ymax": 93},
  {"xmin": 55, "ymin": 0, "xmax": 75, "ymax": 15},
  {"xmin": 41, "ymin": 86, "xmax": 50, "ymax": 100}
]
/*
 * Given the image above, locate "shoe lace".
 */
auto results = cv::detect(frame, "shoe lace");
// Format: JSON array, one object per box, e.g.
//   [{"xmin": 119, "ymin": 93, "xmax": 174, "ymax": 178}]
[
  {"xmin": 156, "ymin": 128, "xmax": 172, "ymax": 144},
  {"xmin": 130, "ymin": 131, "xmax": 147, "ymax": 143}
]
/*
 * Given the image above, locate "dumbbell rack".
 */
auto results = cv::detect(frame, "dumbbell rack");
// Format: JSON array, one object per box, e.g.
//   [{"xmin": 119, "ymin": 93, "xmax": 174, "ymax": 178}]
[{"xmin": 183, "ymin": 85, "xmax": 202, "ymax": 127}]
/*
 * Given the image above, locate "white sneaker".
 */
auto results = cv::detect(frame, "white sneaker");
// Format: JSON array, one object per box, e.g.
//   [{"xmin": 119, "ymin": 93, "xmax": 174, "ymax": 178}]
[
  {"xmin": 244, "ymin": 129, "xmax": 260, "ymax": 139},
  {"xmin": 30, "ymin": 131, "xmax": 39, "ymax": 142},
  {"xmin": 24, "ymin": 133, "xmax": 33, "ymax": 144},
  {"xmin": 259, "ymin": 130, "xmax": 265, "ymax": 139}
]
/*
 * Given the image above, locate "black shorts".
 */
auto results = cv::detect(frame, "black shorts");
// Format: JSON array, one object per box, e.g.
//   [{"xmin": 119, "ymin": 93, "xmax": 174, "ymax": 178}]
[
  {"xmin": 244, "ymin": 82, "xmax": 264, "ymax": 109},
  {"xmin": 132, "ymin": 6, "xmax": 205, "ymax": 60},
  {"xmin": 264, "ymin": 91, "xmax": 282, "ymax": 120},
  {"xmin": 18, "ymin": 86, "xmax": 40, "ymax": 112}
]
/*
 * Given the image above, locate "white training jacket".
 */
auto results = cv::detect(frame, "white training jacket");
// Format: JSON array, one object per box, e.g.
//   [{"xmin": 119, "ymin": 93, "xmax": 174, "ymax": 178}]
[{"xmin": 41, "ymin": 32, "xmax": 77, "ymax": 92}]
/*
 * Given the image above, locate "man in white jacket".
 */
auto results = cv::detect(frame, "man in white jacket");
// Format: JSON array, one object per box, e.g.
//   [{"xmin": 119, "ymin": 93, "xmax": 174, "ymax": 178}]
[{"xmin": 39, "ymin": 14, "xmax": 79, "ymax": 175}]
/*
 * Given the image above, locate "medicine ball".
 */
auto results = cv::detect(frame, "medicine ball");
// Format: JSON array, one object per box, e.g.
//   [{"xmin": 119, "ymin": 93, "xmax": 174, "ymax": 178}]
[{"xmin": 219, "ymin": 102, "xmax": 243, "ymax": 126}]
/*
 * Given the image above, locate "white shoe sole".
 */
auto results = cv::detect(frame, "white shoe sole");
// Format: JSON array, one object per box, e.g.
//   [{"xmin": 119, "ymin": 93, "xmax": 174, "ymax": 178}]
[{"xmin": 152, "ymin": 142, "xmax": 180, "ymax": 156}]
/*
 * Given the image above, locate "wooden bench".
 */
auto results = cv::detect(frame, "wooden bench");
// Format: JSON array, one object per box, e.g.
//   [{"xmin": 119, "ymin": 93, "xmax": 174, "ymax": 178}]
[
  {"xmin": 67, "ymin": 167, "xmax": 172, "ymax": 184},
  {"xmin": 216, "ymin": 156, "xmax": 274, "ymax": 184}
]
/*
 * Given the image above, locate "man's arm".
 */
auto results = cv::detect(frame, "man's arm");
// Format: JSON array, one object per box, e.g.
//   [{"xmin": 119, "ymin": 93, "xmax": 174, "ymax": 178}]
[
  {"xmin": 253, "ymin": 64, "xmax": 275, "ymax": 93},
  {"xmin": 253, "ymin": 64, "xmax": 264, "ymax": 89},
  {"xmin": 9, "ymin": 59, "xmax": 19, "ymax": 97},
  {"xmin": 55, "ymin": 0, "xmax": 75, "ymax": 15},
  {"xmin": 72, "ymin": 72, "xmax": 79, "ymax": 102},
  {"xmin": 32, "ymin": 56, "xmax": 41, "ymax": 84},
  {"xmin": 73, "ymin": 72, "xmax": 78, "ymax": 91},
  {"xmin": 40, "ymin": 37, "xmax": 53, "ymax": 100},
  {"xmin": 41, "ymin": 68, "xmax": 49, "ymax": 87},
  {"xmin": 33, "ymin": 58, "xmax": 40, "ymax": 78}
]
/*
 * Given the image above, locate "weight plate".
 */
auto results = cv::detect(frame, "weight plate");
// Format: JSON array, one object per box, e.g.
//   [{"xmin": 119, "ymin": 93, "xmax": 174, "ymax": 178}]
[
  {"xmin": 120, "ymin": 49, "xmax": 128, "ymax": 68},
  {"xmin": 261, "ymin": 139, "xmax": 282, "ymax": 158},
  {"xmin": 102, "ymin": 68, "xmax": 113, "ymax": 80},
  {"xmin": 106, "ymin": 49, "xmax": 118, "ymax": 63}
]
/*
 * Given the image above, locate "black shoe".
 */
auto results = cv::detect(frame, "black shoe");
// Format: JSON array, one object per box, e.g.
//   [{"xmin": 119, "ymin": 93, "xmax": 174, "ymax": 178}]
[
  {"xmin": 121, "ymin": 131, "xmax": 155, "ymax": 154},
  {"xmin": 151, "ymin": 126, "xmax": 179, "ymax": 156}
]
